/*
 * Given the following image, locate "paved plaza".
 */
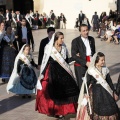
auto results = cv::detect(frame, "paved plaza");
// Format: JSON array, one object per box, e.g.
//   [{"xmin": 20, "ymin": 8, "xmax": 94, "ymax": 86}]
[{"xmin": 0, "ymin": 29, "xmax": 120, "ymax": 120}]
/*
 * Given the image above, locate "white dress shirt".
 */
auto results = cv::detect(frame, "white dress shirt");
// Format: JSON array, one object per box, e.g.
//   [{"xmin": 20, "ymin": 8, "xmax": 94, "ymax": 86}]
[
  {"xmin": 81, "ymin": 37, "xmax": 91, "ymax": 56},
  {"xmin": 17, "ymin": 14, "xmax": 20, "ymax": 21},
  {"xmin": 6, "ymin": 13, "xmax": 9, "ymax": 21},
  {"xmin": 22, "ymin": 26, "xmax": 28, "ymax": 43}
]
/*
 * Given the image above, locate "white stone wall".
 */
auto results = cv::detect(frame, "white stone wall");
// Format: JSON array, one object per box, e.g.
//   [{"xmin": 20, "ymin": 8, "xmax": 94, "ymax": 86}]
[{"xmin": 40, "ymin": 0, "xmax": 117, "ymax": 29}]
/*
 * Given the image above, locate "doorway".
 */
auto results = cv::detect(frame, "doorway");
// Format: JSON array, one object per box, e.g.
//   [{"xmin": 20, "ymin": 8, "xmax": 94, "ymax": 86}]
[{"xmin": 13, "ymin": 0, "xmax": 34, "ymax": 14}]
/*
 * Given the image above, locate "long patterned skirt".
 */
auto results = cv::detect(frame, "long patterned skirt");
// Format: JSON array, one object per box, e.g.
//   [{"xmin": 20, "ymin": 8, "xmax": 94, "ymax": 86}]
[
  {"xmin": 0, "ymin": 45, "xmax": 17, "ymax": 79},
  {"xmin": 36, "ymin": 62, "xmax": 79, "ymax": 116},
  {"xmin": 89, "ymin": 87, "xmax": 119, "ymax": 120}
]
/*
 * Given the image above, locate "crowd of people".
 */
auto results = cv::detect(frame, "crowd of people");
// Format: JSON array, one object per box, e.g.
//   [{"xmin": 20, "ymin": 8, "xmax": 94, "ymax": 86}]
[
  {"xmin": 0, "ymin": 9, "xmax": 67, "ymax": 30},
  {"xmin": 93, "ymin": 10, "xmax": 120, "ymax": 45},
  {"xmin": 75, "ymin": 10, "xmax": 120, "ymax": 45},
  {"xmin": 0, "ymin": 8, "xmax": 120, "ymax": 120}
]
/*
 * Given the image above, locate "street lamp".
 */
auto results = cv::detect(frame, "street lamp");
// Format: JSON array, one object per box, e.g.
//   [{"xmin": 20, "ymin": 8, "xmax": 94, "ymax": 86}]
[{"xmin": 116, "ymin": 0, "xmax": 120, "ymax": 21}]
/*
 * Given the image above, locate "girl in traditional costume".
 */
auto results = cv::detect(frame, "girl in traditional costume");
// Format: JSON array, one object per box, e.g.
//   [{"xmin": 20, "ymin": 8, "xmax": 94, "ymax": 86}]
[
  {"xmin": 76, "ymin": 52, "xmax": 119, "ymax": 120},
  {"xmin": 7, "ymin": 44, "xmax": 38, "ymax": 98},
  {"xmin": 36, "ymin": 32, "xmax": 79, "ymax": 118}
]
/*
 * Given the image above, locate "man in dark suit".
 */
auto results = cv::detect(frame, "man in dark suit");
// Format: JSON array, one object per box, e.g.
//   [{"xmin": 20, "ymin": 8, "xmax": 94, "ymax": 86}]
[
  {"xmin": 92, "ymin": 12, "xmax": 99, "ymax": 31},
  {"xmin": 78, "ymin": 11, "xmax": 85, "ymax": 26},
  {"xmin": 0, "ymin": 10, "xmax": 4, "ymax": 23},
  {"xmin": 5, "ymin": 9, "xmax": 12, "ymax": 29},
  {"xmin": 38, "ymin": 27, "xmax": 55, "ymax": 67},
  {"xmin": 15, "ymin": 11, "xmax": 23, "ymax": 28},
  {"xmin": 33, "ymin": 11, "xmax": 40, "ymax": 29},
  {"xmin": 71, "ymin": 24, "xmax": 96, "ymax": 90},
  {"xmin": 15, "ymin": 18, "xmax": 34, "ymax": 51}
]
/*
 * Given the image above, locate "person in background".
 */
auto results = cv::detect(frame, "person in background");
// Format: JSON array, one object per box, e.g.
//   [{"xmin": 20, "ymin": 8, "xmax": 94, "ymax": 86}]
[
  {"xmin": 15, "ymin": 11, "xmax": 22, "ymax": 28},
  {"xmin": 38, "ymin": 27, "xmax": 55, "ymax": 68},
  {"xmin": 0, "ymin": 26, "xmax": 18, "ymax": 82},
  {"xmin": 29, "ymin": 10, "xmax": 34, "ymax": 28},
  {"xmin": 78, "ymin": 11, "xmax": 85, "ymax": 26},
  {"xmin": 91, "ymin": 12, "xmax": 99, "ymax": 31},
  {"xmin": 11, "ymin": 10, "xmax": 17, "ymax": 30},
  {"xmin": 43, "ymin": 12, "xmax": 48, "ymax": 28},
  {"xmin": 0, "ymin": 22, "xmax": 5, "ymax": 43},
  {"xmin": 33, "ymin": 11, "xmax": 39, "ymax": 29},
  {"xmin": 74, "ymin": 18, "xmax": 79, "ymax": 30},
  {"xmin": 82, "ymin": 16, "xmax": 91, "ymax": 30},
  {"xmin": 59, "ymin": 13, "xmax": 66, "ymax": 29},
  {"xmin": 50, "ymin": 10, "xmax": 56, "ymax": 27},
  {"xmin": 0, "ymin": 10, "xmax": 4, "ymax": 23},
  {"xmin": 15, "ymin": 18, "xmax": 34, "ymax": 51},
  {"xmin": 5, "ymin": 9, "xmax": 12, "ymax": 30}
]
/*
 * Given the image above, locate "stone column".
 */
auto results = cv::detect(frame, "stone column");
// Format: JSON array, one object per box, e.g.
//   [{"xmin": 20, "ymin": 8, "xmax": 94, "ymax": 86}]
[
  {"xmin": 6, "ymin": 0, "xmax": 13, "ymax": 10},
  {"xmin": 33, "ymin": 0, "xmax": 44, "ymax": 13}
]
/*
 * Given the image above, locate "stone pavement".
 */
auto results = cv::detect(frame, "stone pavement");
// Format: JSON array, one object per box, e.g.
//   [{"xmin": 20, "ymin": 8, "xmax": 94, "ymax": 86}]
[{"xmin": 0, "ymin": 29, "xmax": 120, "ymax": 120}]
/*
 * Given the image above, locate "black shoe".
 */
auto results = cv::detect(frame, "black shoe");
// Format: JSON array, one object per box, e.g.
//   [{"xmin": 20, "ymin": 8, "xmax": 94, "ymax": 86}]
[
  {"xmin": 22, "ymin": 95, "xmax": 26, "ymax": 99},
  {"xmin": 2, "ymin": 79, "xmax": 5, "ymax": 83},
  {"xmin": 59, "ymin": 115, "xmax": 64, "ymax": 119},
  {"xmin": 55, "ymin": 115, "xmax": 64, "ymax": 119},
  {"xmin": 28, "ymin": 95, "xmax": 31, "ymax": 98}
]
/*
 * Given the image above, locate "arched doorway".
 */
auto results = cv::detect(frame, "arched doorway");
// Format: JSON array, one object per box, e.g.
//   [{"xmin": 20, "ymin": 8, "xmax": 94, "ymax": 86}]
[{"xmin": 13, "ymin": 0, "xmax": 34, "ymax": 14}]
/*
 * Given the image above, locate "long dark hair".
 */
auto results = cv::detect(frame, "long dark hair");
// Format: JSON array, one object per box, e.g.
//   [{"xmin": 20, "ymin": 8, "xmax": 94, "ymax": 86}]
[
  {"xmin": 53, "ymin": 32, "xmax": 64, "ymax": 44},
  {"xmin": 95, "ymin": 52, "xmax": 105, "ymax": 64}
]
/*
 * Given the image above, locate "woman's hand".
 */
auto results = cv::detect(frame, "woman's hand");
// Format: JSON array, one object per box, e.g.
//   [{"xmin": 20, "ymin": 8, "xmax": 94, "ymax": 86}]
[
  {"xmin": 89, "ymin": 84, "xmax": 92, "ymax": 89},
  {"xmin": 113, "ymin": 93, "xmax": 119, "ymax": 101},
  {"xmin": 76, "ymin": 53, "xmax": 80, "ymax": 57},
  {"xmin": 84, "ymin": 94, "xmax": 89, "ymax": 100}
]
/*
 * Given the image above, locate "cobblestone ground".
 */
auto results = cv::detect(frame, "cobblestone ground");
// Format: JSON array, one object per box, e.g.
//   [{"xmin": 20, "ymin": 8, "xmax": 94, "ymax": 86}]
[{"xmin": 0, "ymin": 29, "xmax": 120, "ymax": 120}]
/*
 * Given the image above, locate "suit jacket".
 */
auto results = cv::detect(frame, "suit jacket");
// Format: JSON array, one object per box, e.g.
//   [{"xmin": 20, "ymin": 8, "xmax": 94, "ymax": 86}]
[
  {"xmin": 15, "ymin": 14, "xmax": 22, "ymax": 22},
  {"xmin": 38, "ymin": 37, "xmax": 49, "ymax": 65},
  {"xmin": 59, "ymin": 15, "xmax": 66, "ymax": 23},
  {"xmin": 34, "ymin": 13, "xmax": 39, "ymax": 19},
  {"xmin": 71, "ymin": 36, "xmax": 95, "ymax": 67},
  {"xmin": 78, "ymin": 13, "xmax": 85, "ymax": 22},
  {"xmin": 51, "ymin": 13, "xmax": 55, "ymax": 20},
  {"xmin": 15, "ymin": 26, "xmax": 34, "ymax": 48},
  {"xmin": 92, "ymin": 15, "xmax": 99, "ymax": 24},
  {"xmin": 0, "ymin": 15, "xmax": 4, "ymax": 23},
  {"xmin": 4, "ymin": 13, "xmax": 12, "ymax": 21}
]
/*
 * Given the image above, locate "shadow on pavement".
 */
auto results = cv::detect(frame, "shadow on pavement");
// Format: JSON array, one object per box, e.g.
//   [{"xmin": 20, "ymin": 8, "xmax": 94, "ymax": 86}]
[
  {"xmin": 108, "ymin": 63, "xmax": 120, "ymax": 76},
  {"xmin": 0, "ymin": 95, "xmax": 35, "ymax": 115}
]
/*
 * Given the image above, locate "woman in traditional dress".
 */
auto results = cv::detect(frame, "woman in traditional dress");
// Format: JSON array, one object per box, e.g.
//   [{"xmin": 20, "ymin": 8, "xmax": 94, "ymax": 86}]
[
  {"xmin": 76, "ymin": 52, "xmax": 119, "ymax": 120},
  {"xmin": 7, "ymin": 44, "xmax": 38, "ymax": 98},
  {"xmin": 0, "ymin": 22, "xmax": 5, "ymax": 82},
  {"xmin": 0, "ymin": 22, "xmax": 5, "ymax": 42},
  {"xmin": 36, "ymin": 32, "xmax": 79, "ymax": 118},
  {"xmin": 0, "ymin": 26, "xmax": 18, "ymax": 82}
]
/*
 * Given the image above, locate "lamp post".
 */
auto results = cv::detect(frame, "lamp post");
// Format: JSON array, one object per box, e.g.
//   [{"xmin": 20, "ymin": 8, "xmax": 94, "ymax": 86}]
[
  {"xmin": 116, "ymin": 0, "xmax": 119, "ymax": 22},
  {"xmin": 117, "ymin": 0, "xmax": 120, "ymax": 17}
]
